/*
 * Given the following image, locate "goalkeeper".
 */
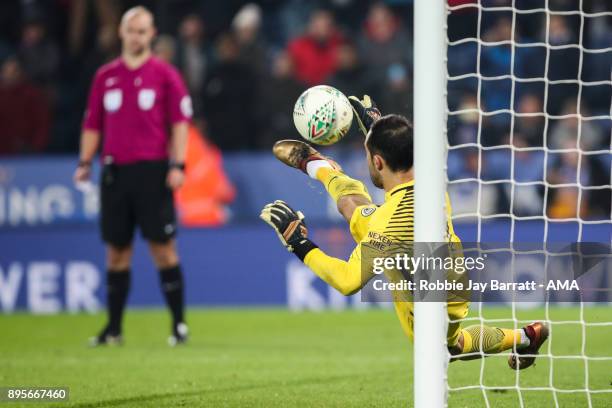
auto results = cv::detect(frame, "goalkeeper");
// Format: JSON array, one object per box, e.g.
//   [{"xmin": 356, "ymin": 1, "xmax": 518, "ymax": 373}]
[{"xmin": 260, "ymin": 96, "xmax": 548, "ymax": 369}]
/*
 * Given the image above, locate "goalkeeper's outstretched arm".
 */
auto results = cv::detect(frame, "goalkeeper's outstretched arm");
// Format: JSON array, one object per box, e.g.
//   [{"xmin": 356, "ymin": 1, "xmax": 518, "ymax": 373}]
[
  {"xmin": 260, "ymin": 200, "xmax": 373, "ymax": 296},
  {"xmin": 303, "ymin": 246, "xmax": 367, "ymax": 296}
]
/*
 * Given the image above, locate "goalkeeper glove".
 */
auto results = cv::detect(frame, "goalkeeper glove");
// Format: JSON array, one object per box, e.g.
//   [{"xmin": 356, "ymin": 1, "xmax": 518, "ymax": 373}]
[
  {"xmin": 348, "ymin": 95, "xmax": 382, "ymax": 136},
  {"xmin": 260, "ymin": 200, "xmax": 318, "ymax": 261}
]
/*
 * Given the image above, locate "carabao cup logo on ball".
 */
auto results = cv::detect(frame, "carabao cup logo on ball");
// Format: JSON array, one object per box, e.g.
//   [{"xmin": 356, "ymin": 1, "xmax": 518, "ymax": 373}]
[
  {"xmin": 293, "ymin": 85, "xmax": 353, "ymax": 146},
  {"xmin": 307, "ymin": 98, "xmax": 335, "ymax": 142}
]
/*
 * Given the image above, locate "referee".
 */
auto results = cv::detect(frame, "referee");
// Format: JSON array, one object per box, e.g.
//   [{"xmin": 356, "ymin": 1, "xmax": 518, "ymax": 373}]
[{"xmin": 74, "ymin": 7, "xmax": 192, "ymax": 346}]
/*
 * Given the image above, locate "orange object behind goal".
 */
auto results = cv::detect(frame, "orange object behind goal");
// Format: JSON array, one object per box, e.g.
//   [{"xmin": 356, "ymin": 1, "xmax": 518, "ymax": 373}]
[{"xmin": 175, "ymin": 125, "xmax": 235, "ymax": 226}]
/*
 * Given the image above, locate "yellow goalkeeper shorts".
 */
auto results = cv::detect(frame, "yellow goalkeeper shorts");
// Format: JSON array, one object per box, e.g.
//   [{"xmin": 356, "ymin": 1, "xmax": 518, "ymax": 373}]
[{"xmin": 393, "ymin": 300, "xmax": 469, "ymax": 346}]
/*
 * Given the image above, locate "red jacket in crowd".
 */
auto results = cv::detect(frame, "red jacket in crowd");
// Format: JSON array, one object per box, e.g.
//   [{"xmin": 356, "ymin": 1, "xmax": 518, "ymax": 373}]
[{"xmin": 287, "ymin": 32, "xmax": 343, "ymax": 86}]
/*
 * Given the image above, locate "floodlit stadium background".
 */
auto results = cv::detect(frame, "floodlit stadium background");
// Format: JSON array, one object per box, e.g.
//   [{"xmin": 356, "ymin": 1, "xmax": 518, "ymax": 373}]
[
  {"xmin": 0, "ymin": 1, "xmax": 610, "ymax": 407},
  {"xmin": 1, "ymin": 0, "xmax": 609, "ymax": 309}
]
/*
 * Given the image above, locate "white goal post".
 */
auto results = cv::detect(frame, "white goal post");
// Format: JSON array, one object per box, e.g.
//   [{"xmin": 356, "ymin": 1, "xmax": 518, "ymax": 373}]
[
  {"xmin": 413, "ymin": 0, "xmax": 448, "ymax": 407},
  {"xmin": 413, "ymin": 0, "xmax": 612, "ymax": 407}
]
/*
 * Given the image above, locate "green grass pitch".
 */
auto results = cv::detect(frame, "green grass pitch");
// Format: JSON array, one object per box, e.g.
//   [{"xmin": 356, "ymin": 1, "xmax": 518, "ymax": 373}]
[{"xmin": 1, "ymin": 307, "xmax": 610, "ymax": 407}]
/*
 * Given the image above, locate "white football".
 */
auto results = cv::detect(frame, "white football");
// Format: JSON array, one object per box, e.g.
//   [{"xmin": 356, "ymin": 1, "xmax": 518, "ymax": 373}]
[{"xmin": 293, "ymin": 85, "xmax": 353, "ymax": 145}]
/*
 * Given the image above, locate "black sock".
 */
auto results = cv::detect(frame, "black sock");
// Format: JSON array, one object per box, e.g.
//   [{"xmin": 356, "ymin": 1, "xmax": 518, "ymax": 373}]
[
  {"xmin": 106, "ymin": 270, "xmax": 130, "ymax": 334},
  {"xmin": 159, "ymin": 265, "xmax": 185, "ymax": 325}
]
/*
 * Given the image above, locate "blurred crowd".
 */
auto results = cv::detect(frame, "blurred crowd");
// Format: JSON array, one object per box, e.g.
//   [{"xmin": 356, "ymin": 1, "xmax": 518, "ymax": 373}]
[
  {"xmin": 0, "ymin": 0, "xmax": 609, "ymax": 219},
  {"xmin": 446, "ymin": 0, "xmax": 611, "ymax": 220},
  {"xmin": 0, "ymin": 0, "xmax": 414, "ymax": 153}
]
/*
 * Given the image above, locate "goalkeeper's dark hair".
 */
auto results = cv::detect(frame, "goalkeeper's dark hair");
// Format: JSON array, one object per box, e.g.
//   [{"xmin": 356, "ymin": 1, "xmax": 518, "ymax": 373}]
[{"xmin": 366, "ymin": 114, "xmax": 414, "ymax": 172}]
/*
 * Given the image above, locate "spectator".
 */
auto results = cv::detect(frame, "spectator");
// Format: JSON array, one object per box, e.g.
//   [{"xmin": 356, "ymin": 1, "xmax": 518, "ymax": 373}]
[
  {"xmin": 480, "ymin": 17, "xmax": 513, "ymax": 111},
  {"xmin": 175, "ymin": 124, "xmax": 236, "ymax": 226},
  {"xmin": 328, "ymin": 40, "xmax": 386, "ymax": 146},
  {"xmin": 505, "ymin": 135, "xmax": 545, "ymax": 216},
  {"xmin": 585, "ymin": 153, "xmax": 612, "ymax": 219},
  {"xmin": 515, "ymin": 94, "xmax": 544, "ymax": 146},
  {"xmin": 202, "ymin": 33, "xmax": 255, "ymax": 151},
  {"xmin": 176, "ymin": 14, "xmax": 209, "ymax": 118},
  {"xmin": 330, "ymin": 42, "xmax": 379, "ymax": 101},
  {"xmin": 287, "ymin": 9, "xmax": 343, "ymax": 85},
  {"xmin": 70, "ymin": 25, "xmax": 120, "ymax": 151},
  {"xmin": 278, "ymin": 0, "xmax": 317, "ymax": 48},
  {"xmin": 583, "ymin": 1, "xmax": 612, "ymax": 110},
  {"xmin": 18, "ymin": 20, "xmax": 59, "ymax": 88},
  {"xmin": 548, "ymin": 14, "xmax": 574, "ymax": 49},
  {"xmin": 357, "ymin": 3, "xmax": 411, "ymax": 85},
  {"xmin": 448, "ymin": 93, "xmax": 479, "ymax": 146},
  {"xmin": 547, "ymin": 139, "xmax": 590, "ymax": 219},
  {"xmin": 254, "ymin": 51, "xmax": 303, "ymax": 149},
  {"xmin": 154, "ymin": 35, "xmax": 177, "ymax": 64},
  {"xmin": 447, "ymin": 148, "xmax": 498, "ymax": 216},
  {"xmin": 549, "ymin": 99, "xmax": 603, "ymax": 151},
  {"xmin": 0, "ymin": 57, "xmax": 50, "ymax": 155},
  {"xmin": 232, "ymin": 3, "xmax": 268, "ymax": 78},
  {"xmin": 79, "ymin": 25, "xmax": 120, "ymax": 98},
  {"xmin": 380, "ymin": 63, "xmax": 412, "ymax": 118},
  {"xmin": 66, "ymin": 0, "xmax": 120, "ymax": 58},
  {"xmin": 546, "ymin": 15, "xmax": 580, "ymax": 114}
]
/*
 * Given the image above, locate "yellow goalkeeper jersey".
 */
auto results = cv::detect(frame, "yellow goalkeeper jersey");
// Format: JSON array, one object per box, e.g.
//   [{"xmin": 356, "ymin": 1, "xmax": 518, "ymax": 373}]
[{"xmin": 303, "ymin": 180, "xmax": 468, "ymax": 344}]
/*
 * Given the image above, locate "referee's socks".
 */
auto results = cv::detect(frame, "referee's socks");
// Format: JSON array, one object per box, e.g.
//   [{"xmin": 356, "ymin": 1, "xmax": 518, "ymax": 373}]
[
  {"xmin": 159, "ymin": 265, "xmax": 185, "ymax": 325},
  {"xmin": 107, "ymin": 270, "xmax": 130, "ymax": 334}
]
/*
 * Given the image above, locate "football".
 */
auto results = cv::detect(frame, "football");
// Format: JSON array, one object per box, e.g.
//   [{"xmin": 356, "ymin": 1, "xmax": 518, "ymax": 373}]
[{"xmin": 293, "ymin": 85, "xmax": 353, "ymax": 145}]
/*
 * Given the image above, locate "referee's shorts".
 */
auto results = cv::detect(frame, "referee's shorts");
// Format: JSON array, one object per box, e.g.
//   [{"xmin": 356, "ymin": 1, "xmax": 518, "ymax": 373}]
[{"xmin": 100, "ymin": 160, "xmax": 176, "ymax": 247}]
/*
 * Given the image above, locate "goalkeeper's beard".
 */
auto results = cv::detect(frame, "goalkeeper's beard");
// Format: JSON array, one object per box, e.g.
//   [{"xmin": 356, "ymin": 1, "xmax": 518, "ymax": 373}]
[{"xmin": 368, "ymin": 162, "xmax": 383, "ymax": 189}]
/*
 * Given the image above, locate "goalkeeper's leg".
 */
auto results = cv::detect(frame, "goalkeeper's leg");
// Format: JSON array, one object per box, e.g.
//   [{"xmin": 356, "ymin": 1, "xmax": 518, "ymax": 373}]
[
  {"xmin": 449, "ymin": 322, "xmax": 549, "ymax": 370},
  {"xmin": 451, "ymin": 325, "xmax": 524, "ymax": 356},
  {"xmin": 272, "ymin": 140, "xmax": 372, "ymax": 224}
]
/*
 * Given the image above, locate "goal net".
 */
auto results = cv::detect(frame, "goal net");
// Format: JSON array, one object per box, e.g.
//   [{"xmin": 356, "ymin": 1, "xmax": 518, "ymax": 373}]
[{"xmin": 439, "ymin": 1, "xmax": 612, "ymax": 407}]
